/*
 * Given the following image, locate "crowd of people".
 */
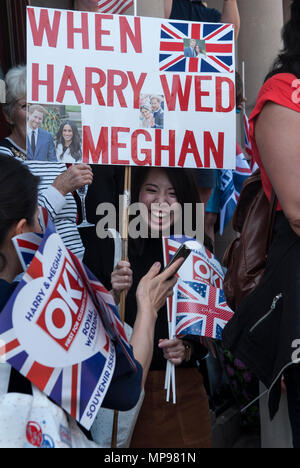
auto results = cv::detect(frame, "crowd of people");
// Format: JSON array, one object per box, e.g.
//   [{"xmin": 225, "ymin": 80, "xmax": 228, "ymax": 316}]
[{"xmin": 0, "ymin": 0, "xmax": 299, "ymax": 450}]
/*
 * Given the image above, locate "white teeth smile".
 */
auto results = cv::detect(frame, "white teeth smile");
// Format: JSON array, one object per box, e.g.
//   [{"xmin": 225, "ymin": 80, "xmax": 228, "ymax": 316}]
[{"xmin": 152, "ymin": 211, "xmax": 168, "ymax": 219}]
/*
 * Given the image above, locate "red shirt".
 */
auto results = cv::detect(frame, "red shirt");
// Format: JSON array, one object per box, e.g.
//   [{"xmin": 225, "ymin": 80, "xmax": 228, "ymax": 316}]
[{"xmin": 249, "ymin": 73, "xmax": 300, "ymax": 210}]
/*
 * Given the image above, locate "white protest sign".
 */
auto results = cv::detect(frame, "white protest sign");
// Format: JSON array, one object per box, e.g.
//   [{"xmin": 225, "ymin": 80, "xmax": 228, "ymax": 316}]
[{"xmin": 27, "ymin": 7, "xmax": 236, "ymax": 168}]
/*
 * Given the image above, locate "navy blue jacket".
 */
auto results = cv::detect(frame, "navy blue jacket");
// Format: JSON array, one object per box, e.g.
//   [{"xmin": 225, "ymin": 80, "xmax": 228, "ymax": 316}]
[
  {"xmin": 27, "ymin": 128, "xmax": 57, "ymax": 162},
  {"xmin": 170, "ymin": 0, "xmax": 221, "ymax": 22}
]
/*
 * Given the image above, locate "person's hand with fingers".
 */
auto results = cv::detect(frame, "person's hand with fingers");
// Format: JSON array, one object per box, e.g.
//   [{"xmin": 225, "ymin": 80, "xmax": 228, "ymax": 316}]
[
  {"xmin": 111, "ymin": 260, "xmax": 133, "ymax": 305},
  {"xmin": 158, "ymin": 337, "xmax": 186, "ymax": 366},
  {"xmin": 136, "ymin": 257, "xmax": 184, "ymax": 317},
  {"xmin": 131, "ymin": 256, "xmax": 184, "ymax": 387},
  {"xmin": 52, "ymin": 163, "xmax": 93, "ymax": 196}
]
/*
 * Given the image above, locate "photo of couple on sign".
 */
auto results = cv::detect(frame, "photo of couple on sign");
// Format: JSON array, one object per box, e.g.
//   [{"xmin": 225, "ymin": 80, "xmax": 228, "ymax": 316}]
[
  {"xmin": 26, "ymin": 103, "xmax": 83, "ymax": 163},
  {"xmin": 183, "ymin": 38, "xmax": 206, "ymax": 58},
  {"xmin": 139, "ymin": 94, "xmax": 165, "ymax": 130}
]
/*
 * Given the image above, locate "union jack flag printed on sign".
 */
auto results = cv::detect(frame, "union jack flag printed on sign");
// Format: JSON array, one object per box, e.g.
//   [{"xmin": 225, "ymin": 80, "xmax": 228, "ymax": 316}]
[
  {"xmin": 176, "ymin": 280, "xmax": 233, "ymax": 340},
  {"xmin": 159, "ymin": 21, "xmax": 234, "ymax": 74}
]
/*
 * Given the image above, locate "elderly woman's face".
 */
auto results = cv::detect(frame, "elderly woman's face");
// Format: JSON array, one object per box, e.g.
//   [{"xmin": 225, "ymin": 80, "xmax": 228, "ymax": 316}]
[{"xmin": 12, "ymin": 97, "xmax": 27, "ymax": 134}]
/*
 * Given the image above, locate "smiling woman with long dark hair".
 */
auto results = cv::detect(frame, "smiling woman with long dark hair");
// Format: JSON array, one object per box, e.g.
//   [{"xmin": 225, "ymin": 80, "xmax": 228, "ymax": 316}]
[
  {"xmin": 125, "ymin": 167, "xmax": 212, "ymax": 449},
  {"xmin": 84, "ymin": 166, "xmax": 212, "ymax": 448}
]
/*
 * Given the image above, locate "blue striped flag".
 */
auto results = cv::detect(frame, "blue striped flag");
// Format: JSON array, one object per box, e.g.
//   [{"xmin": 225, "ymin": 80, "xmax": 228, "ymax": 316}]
[{"xmin": 219, "ymin": 143, "xmax": 252, "ymax": 234}]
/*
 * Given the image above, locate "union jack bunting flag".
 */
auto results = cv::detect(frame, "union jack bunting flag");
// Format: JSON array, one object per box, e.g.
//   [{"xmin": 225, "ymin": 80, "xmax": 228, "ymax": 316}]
[
  {"xmin": 233, "ymin": 142, "xmax": 252, "ymax": 198},
  {"xmin": 176, "ymin": 280, "xmax": 233, "ymax": 340},
  {"xmin": 219, "ymin": 169, "xmax": 236, "ymax": 235},
  {"xmin": 243, "ymin": 111, "xmax": 259, "ymax": 172},
  {"xmin": 159, "ymin": 21, "xmax": 234, "ymax": 73},
  {"xmin": 219, "ymin": 143, "xmax": 252, "ymax": 235},
  {"xmin": 97, "ymin": 0, "xmax": 133, "ymax": 14}
]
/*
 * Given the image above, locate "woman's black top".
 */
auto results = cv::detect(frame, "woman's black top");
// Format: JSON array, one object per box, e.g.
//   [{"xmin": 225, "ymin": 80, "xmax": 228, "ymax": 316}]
[{"xmin": 170, "ymin": 0, "xmax": 221, "ymax": 22}]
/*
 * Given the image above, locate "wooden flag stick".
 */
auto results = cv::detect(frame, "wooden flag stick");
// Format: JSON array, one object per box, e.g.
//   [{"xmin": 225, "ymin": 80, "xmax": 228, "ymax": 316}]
[
  {"xmin": 112, "ymin": 0, "xmax": 136, "ymax": 449},
  {"xmin": 111, "ymin": 165, "xmax": 131, "ymax": 448},
  {"xmin": 120, "ymin": 166, "xmax": 131, "ymax": 321}
]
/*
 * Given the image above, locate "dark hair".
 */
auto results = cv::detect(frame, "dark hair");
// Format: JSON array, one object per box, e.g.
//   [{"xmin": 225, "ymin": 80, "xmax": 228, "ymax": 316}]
[
  {"xmin": 131, "ymin": 166, "xmax": 201, "ymax": 211},
  {"xmin": 0, "ymin": 154, "xmax": 40, "ymax": 272},
  {"xmin": 266, "ymin": 0, "xmax": 300, "ymax": 80},
  {"xmin": 55, "ymin": 120, "xmax": 82, "ymax": 162},
  {"xmin": 129, "ymin": 167, "xmax": 213, "ymax": 253}
]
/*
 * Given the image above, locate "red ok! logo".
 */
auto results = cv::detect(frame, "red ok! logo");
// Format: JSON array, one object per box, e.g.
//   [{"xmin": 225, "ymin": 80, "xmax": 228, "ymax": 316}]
[{"xmin": 37, "ymin": 259, "xmax": 85, "ymax": 351}]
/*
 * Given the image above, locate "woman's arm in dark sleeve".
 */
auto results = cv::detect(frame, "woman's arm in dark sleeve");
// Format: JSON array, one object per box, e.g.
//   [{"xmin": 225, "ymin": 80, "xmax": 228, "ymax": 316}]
[{"xmin": 102, "ymin": 342, "xmax": 143, "ymax": 411}]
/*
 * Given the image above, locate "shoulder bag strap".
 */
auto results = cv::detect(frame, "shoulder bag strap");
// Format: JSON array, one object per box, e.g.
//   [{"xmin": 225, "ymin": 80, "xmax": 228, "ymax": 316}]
[{"xmin": 266, "ymin": 188, "xmax": 277, "ymax": 252}]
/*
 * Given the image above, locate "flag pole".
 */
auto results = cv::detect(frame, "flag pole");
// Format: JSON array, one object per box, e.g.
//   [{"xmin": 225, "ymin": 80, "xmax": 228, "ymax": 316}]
[
  {"xmin": 242, "ymin": 61, "xmax": 246, "ymax": 113},
  {"xmin": 111, "ymin": 0, "xmax": 136, "ymax": 449},
  {"xmin": 119, "ymin": 166, "xmax": 131, "ymax": 322},
  {"xmin": 111, "ymin": 166, "xmax": 131, "ymax": 448},
  {"xmin": 171, "ymin": 282, "xmax": 178, "ymax": 404}
]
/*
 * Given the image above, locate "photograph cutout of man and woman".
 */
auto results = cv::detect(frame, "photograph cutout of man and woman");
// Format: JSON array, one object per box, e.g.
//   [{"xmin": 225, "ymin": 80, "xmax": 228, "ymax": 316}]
[
  {"xmin": 139, "ymin": 94, "xmax": 164, "ymax": 130},
  {"xmin": 183, "ymin": 38, "xmax": 207, "ymax": 58},
  {"xmin": 26, "ymin": 103, "xmax": 83, "ymax": 163}
]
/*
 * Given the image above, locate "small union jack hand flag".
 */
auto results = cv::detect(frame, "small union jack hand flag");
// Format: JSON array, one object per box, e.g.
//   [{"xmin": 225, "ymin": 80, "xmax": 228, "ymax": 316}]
[{"xmin": 176, "ymin": 280, "xmax": 234, "ymax": 340}]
